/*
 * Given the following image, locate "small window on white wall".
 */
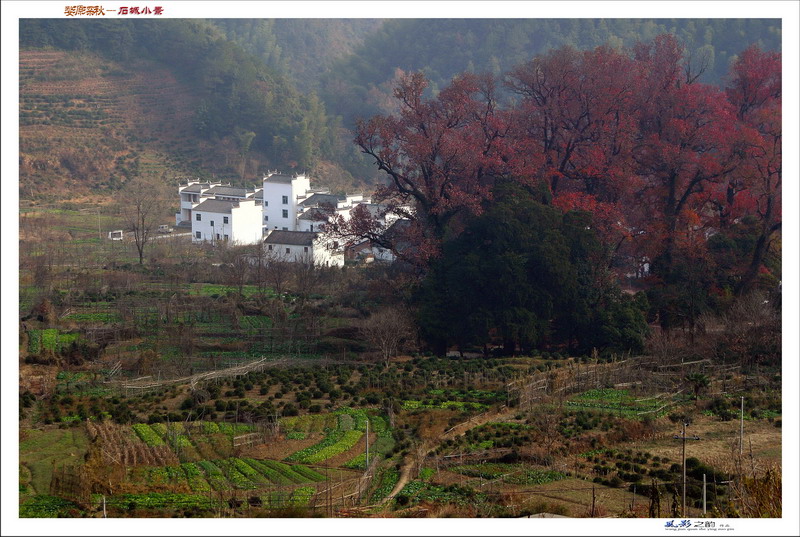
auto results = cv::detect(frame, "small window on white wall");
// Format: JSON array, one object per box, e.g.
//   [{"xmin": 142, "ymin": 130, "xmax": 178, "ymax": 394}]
[
  {"xmin": 195, "ymin": 231, "xmax": 201, "ymax": 239},
  {"xmin": 282, "ymin": 210, "xmax": 288, "ymax": 218},
  {"xmin": 285, "ymin": 248, "xmax": 290, "ymax": 254},
  {"xmin": 282, "ymin": 195, "xmax": 288, "ymax": 204},
  {"xmin": 196, "ymin": 213, "xmax": 201, "ymax": 221},
  {"xmin": 223, "ymin": 216, "xmax": 229, "ymax": 224}
]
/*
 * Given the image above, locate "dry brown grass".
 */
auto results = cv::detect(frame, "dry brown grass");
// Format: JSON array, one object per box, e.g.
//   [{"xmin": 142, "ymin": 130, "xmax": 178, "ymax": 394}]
[
  {"xmin": 509, "ymin": 478, "xmax": 650, "ymax": 517},
  {"xmin": 615, "ymin": 413, "xmax": 781, "ymax": 468},
  {"xmin": 241, "ymin": 433, "xmax": 323, "ymax": 461}
]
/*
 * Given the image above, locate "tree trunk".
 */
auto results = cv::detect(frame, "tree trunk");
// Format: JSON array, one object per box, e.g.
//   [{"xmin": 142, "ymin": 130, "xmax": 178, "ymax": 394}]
[{"xmin": 736, "ymin": 223, "xmax": 779, "ymax": 296}]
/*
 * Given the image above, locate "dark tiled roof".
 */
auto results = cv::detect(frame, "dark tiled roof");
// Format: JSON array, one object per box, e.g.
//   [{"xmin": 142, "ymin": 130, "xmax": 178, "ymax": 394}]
[
  {"xmin": 206, "ymin": 186, "xmax": 253, "ymax": 197},
  {"xmin": 384, "ymin": 218, "xmax": 411, "ymax": 238},
  {"xmin": 356, "ymin": 203, "xmax": 389, "ymax": 217},
  {"xmin": 251, "ymin": 189, "xmax": 264, "ymax": 200},
  {"xmin": 299, "ymin": 193, "xmax": 343, "ymax": 207},
  {"xmin": 193, "ymin": 199, "xmax": 238, "ymax": 214},
  {"xmin": 264, "ymin": 230, "xmax": 317, "ymax": 246},
  {"xmin": 264, "ymin": 173, "xmax": 301, "ymax": 184},
  {"xmin": 298, "ymin": 208, "xmax": 332, "ymax": 221},
  {"xmin": 181, "ymin": 183, "xmax": 213, "ymax": 193}
]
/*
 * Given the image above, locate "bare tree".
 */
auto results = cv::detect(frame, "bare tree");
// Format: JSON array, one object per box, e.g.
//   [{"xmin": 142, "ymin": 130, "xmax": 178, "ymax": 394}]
[
  {"xmin": 360, "ymin": 307, "xmax": 415, "ymax": 367},
  {"xmin": 263, "ymin": 249, "xmax": 291, "ymax": 296},
  {"xmin": 292, "ymin": 260, "xmax": 323, "ymax": 309},
  {"xmin": 119, "ymin": 174, "xmax": 170, "ymax": 264},
  {"xmin": 216, "ymin": 244, "xmax": 252, "ymax": 298}
]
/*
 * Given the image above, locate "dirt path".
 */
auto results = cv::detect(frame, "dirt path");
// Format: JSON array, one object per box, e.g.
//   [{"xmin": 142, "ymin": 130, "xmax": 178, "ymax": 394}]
[{"xmin": 382, "ymin": 405, "xmax": 517, "ymax": 502}]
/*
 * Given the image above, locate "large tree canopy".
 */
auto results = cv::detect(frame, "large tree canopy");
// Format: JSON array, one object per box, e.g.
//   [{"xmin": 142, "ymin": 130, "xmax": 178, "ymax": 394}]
[
  {"xmin": 415, "ymin": 183, "xmax": 649, "ymax": 356},
  {"xmin": 351, "ymin": 36, "xmax": 780, "ymax": 341}
]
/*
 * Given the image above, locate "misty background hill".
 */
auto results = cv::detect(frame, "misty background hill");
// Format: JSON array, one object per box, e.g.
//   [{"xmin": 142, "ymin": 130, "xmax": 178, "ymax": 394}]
[{"xmin": 19, "ymin": 18, "xmax": 780, "ymax": 200}]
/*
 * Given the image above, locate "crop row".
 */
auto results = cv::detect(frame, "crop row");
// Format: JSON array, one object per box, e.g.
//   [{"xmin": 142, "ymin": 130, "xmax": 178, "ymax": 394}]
[
  {"xmin": 404, "ymin": 483, "xmax": 486, "ymax": 506},
  {"xmin": 27, "ymin": 329, "xmax": 79, "ymax": 355},
  {"xmin": 215, "ymin": 459, "xmax": 258, "ymax": 489},
  {"xmin": 280, "ymin": 414, "xmax": 323, "ymax": 432},
  {"xmin": 573, "ymin": 388, "xmax": 630, "ymax": 402},
  {"xmin": 427, "ymin": 388, "xmax": 506, "ymax": 403},
  {"xmin": 96, "ymin": 487, "xmax": 317, "ymax": 513},
  {"xmin": 285, "ymin": 410, "xmax": 369, "ymax": 464},
  {"xmin": 285, "ymin": 428, "xmax": 345, "ymax": 463},
  {"xmin": 180, "ymin": 463, "xmax": 212, "ymax": 492},
  {"xmin": 64, "ymin": 312, "xmax": 121, "ymax": 323},
  {"xmin": 132, "ymin": 424, "xmax": 165, "ymax": 447},
  {"xmin": 283, "ymin": 410, "xmax": 364, "ymax": 464},
  {"xmin": 370, "ymin": 468, "xmax": 399, "ymax": 503},
  {"xmin": 142, "ymin": 458, "xmax": 324, "ymax": 492},
  {"xmin": 289, "ymin": 486, "xmax": 315, "ymax": 507},
  {"xmin": 402, "ymin": 400, "xmax": 489, "ymax": 411},
  {"xmin": 336, "ymin": 407, "xmax": 369, "ymax": 431},
  {"xmin": 19, "ymin": 495, "xmax": 81, "ymax": 518},
  {"xmin": 344, "ymin": 415, "xmax": 394, "ymax": 469},
  {"xmin": 303, "ymin": 430, "xmax": 363, "ymax": 464},
  {"xmin": 453, "ymin": 463, "xmax": 566, "ymax": 485},
  {"xmin": 196, "ymin": 460, "xmax": 229, "ymax": 491},
  {"xmin": 132, "ymin": 421, "xmax": 253, "ymax": 448},
  {"xmin": 564, "ymin": 400, "xmax": 667, "ymax": 416},
  {"xmin": 104, "ymin": 492, "xmax": 219, "ymax": 510},
  {"xmin": 246, "ymin": 459, "xmax": 325, "ymax": 484},
  {"xmin": 136, "ymin": 422, "xmax": 194, "ymax": 450}
]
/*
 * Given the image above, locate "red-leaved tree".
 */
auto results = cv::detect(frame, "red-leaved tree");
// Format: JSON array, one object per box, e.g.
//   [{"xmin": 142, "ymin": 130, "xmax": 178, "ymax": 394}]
[
  {"xmin": 724, "ymin": 46, "xmax": 782, "ymax": 294},
  {"xmin": 339, "ymin": 71, "xmax": 511, "ymax": 264}
]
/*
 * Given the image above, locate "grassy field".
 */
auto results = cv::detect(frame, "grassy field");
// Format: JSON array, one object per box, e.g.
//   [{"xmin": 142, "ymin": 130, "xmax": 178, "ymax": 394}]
[
  {"xmin": 566, "ymin": 388, "xmax": 685, "ymax": 418},
  {"xmin": 616, "ymin": 413, "xmax": 782, "ymax": 472},
  {"xmin": 513, "ymin": 477, "xmax": 651, "ymax": 517},
  {"xmin": 19, "ymin": 428, "xmax": 89, "ymax": 497}
]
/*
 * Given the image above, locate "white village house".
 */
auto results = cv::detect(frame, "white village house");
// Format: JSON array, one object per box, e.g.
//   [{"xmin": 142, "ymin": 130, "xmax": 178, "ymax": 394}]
[
  {"xmin": 178, "ymin": 170, "xmax": 410, "ymax": 263},
  {"xmin": 176, "ymin": 181, "xmax": 220, "ymax": 226},
  {"xmin": 191, "ymin": 198, "xmax": 263, "ymax": 245},
  {"xmin": 263, "ymin": 230, "xmax": 344, "ymax": 267}
]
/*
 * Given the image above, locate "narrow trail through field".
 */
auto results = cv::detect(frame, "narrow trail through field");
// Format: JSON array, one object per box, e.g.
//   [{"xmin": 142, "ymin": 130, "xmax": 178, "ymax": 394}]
[
  {"xmin": 115, "ymin": 355, "xmax": 362, "ymax": 391},
  {"xmin": 382, "ymin": 405, "xmax": 517, "ymax": 503}
]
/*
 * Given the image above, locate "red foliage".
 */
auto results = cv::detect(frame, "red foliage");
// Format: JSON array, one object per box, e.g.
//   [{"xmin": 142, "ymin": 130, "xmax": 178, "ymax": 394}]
[{"xmin": 346, "ymin": 37, "xmax": 780, "ymax": 285}]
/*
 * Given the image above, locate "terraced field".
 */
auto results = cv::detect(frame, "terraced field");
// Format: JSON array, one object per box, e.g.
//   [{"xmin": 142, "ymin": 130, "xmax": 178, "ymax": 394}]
[
  {"xmin": 130, "ymin": 421, "xmax": 253, "ymax": 462},
  {"xmin": 285, "ymin": 408, "xmax": 369, "ymax": 465},
  {"xmin": 19, "ymin": 428, "xmax": 90, "ymax": 498},
  {"xmin": 26, "ymin": 329, "xmax": 79, "ymax": 354},
  {"xmin": 566, "ymin": 388, "xmax": 683, "ymax": 418},
  {"xmin": 132, "ymin": 457, "xmax": 325, "ymax": 492},
  {"xmin": 19, "ymin": 49, "xmax": 231, "ymax": 196},
  {"xmin": 97, "ymin": 486, "xmax": 320, "ymax": 513}
]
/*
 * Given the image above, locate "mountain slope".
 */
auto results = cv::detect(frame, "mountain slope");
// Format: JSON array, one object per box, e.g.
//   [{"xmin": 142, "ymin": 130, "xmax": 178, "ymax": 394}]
[
  {"xmin": 318, "ymin": 18, "xmax": 782, "ymax": 125},
  {"xmin": 19, "ymin": 49, "xmax": 210, "ymax": 198},
  {"xmin": 18, "ymin": 19, "xmax": 362, "ymax": 199}
]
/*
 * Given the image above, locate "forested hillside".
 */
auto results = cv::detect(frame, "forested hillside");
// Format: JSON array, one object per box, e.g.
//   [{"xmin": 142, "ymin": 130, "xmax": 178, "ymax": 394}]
[
  {"xmin": 19, "ymin": 19, "xmax": 370, "ymax": 198},
  {"xmin": 211, "ymin": 19, "xmax": 383, "ymax": 90},
  {"xmin": 19, "ymin": 18, "xmax": 780, "ymax": 199},
  {"xmin": 318, "ymin": 19, "xmax": 781, "ymax": 124}
]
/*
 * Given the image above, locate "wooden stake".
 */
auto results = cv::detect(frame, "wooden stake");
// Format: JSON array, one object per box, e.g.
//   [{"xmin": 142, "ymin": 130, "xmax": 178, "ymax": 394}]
[{"xmin": 703, "ymin": 473, "xmax": 707, "ymax": 515}]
